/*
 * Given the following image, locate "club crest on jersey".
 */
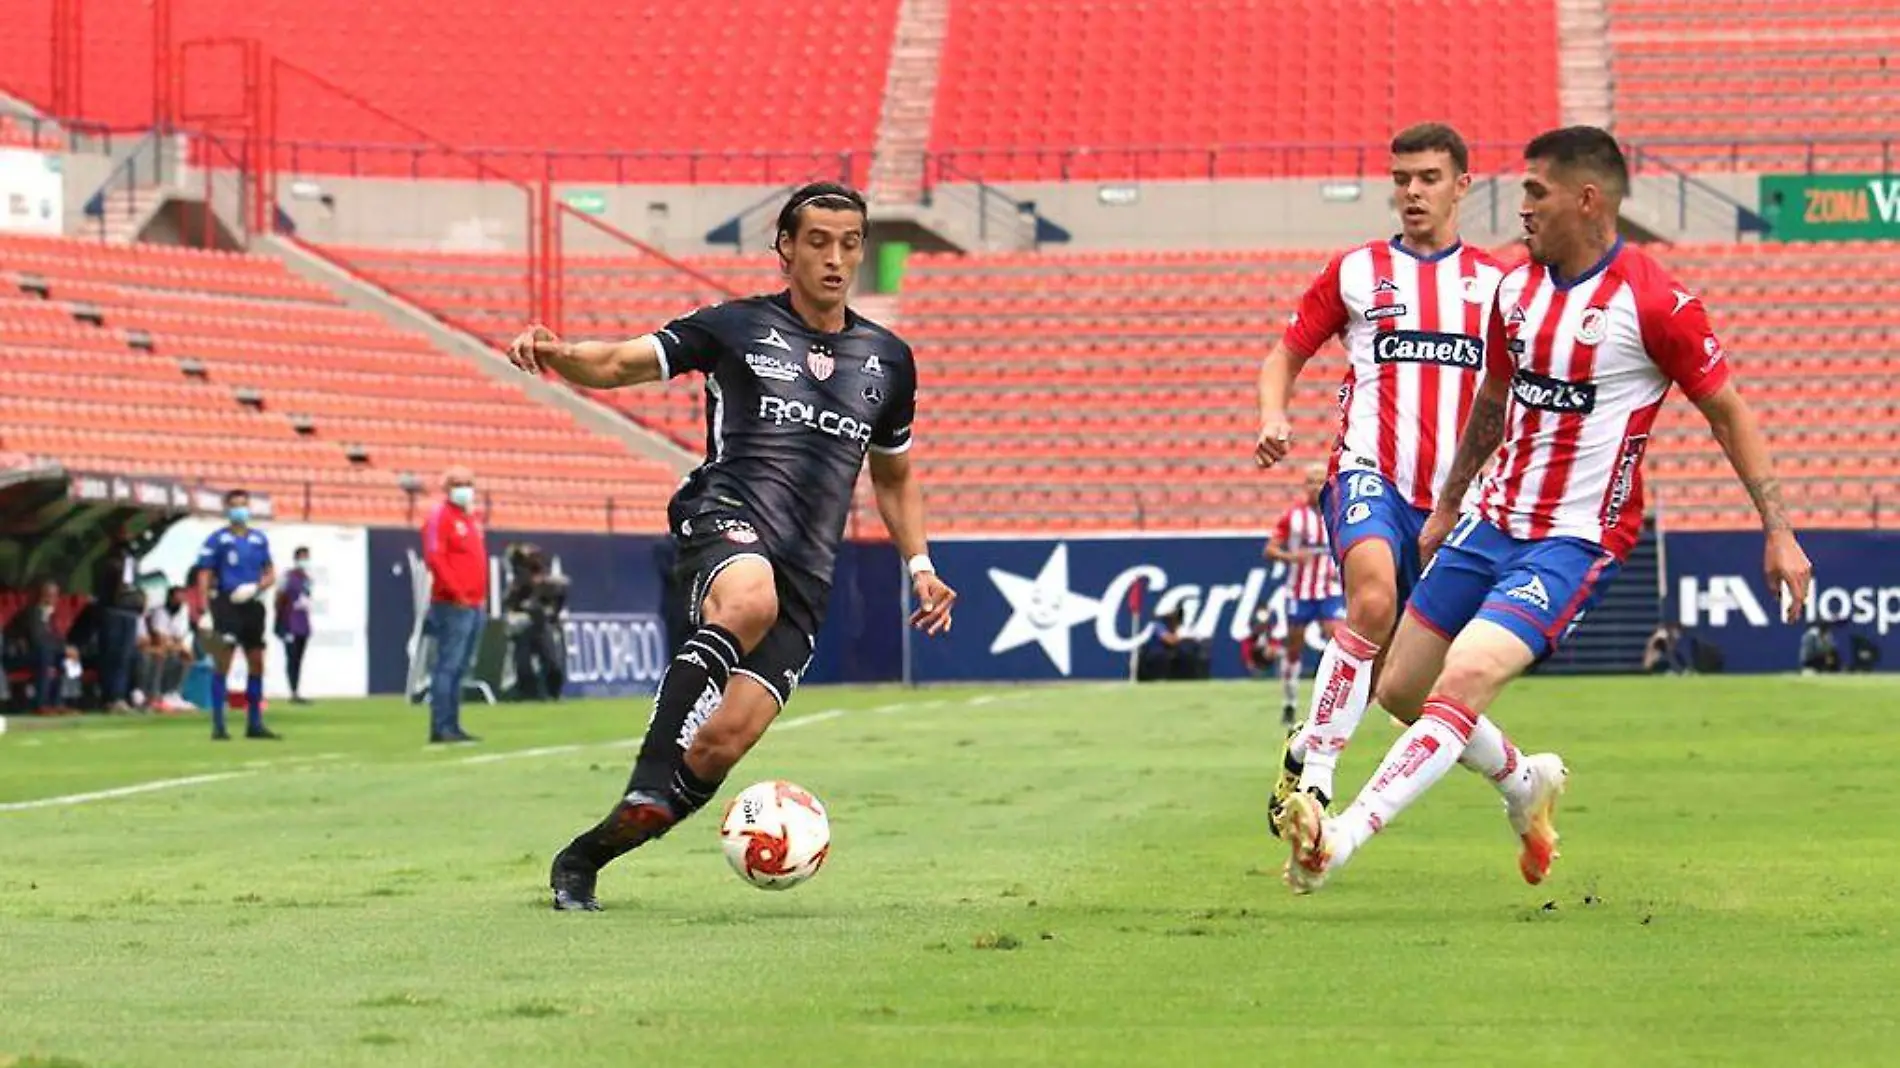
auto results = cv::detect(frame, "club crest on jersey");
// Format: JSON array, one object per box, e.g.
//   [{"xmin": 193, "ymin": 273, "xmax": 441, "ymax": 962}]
[
  {"xmin": 1576, "ymin": 308, "xmax": 1609, "ymax": 346},
  {"xmin": 1511, "ymin": 368, "xmax": 1598, "ymax": 414},
  {"xmin": 1462, "ymin": 275, "xmax": 1487, "ymax": 303},
  {"xmin": 807, "ymin": 345, "xmax": 836, "ymax": 381},
  {"xmin": 1700, "ymin": 335, "xmax": 1725, "ymax": 373}
]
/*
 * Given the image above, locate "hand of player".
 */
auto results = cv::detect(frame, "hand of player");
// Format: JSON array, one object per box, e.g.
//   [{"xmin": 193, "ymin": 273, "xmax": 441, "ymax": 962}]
[
  {"xmin": 909, "ymin": 572, "xmax": 958, "ymax": 637},
  {"xmin": 1254, "ymin": 417, "xmax": 1293, "ymax": 469},
  {"xmin": 507, "ymin": 324, "xmax": 565, "ymax": 374},
  {"xmin": 1418, "ymin": 508, "xmax": 1459, "ymax": 566},
  {"xmin": 1764, "ymin": 529, "xmax": 1812, "ymax": 623}
]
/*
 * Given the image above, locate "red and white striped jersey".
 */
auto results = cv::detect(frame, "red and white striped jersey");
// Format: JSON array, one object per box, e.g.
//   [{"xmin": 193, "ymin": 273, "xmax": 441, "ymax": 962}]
[
  {"xmin": 1479, "ymin": 241, "xmax": 1731, "ymax": 560},
  {"xmin": 1269, "ymin": 502, "xmax": 1342, "ymax": 600},
  {"xmin": 1282, "ymin": 238, "xmax": 1511, "ymax": 512}
]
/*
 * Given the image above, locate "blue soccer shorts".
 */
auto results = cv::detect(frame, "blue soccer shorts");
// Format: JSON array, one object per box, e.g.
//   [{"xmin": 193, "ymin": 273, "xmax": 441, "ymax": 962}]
[
  {"xmin": 1406, "ymin": 512, "xmax": 1622, "ymax": 661},
  {"xmin": 1286, "ymin": 594, "xmax": 1347, "ymax": 627},
  {"xmin": 1319, "ymin": 468, "xmax": 1432, "ymax": 609}
]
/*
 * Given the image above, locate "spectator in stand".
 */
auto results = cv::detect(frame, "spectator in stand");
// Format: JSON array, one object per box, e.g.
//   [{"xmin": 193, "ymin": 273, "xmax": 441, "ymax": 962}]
[
  {"xmin": 141, "ymin": 585, "xmax": 197, "ymax": 712},
  {"xmin": 275, "ymin": 547, "xmax": 315, "ymax": 705},
  {"xmin": 422, "ymin": 466, "xmax": 488, "ymax": 744},
  {"xmin": 93, "ymin": 524, "xmax": 146, "ymax": 713},
  {"xmin": 4, "ymin": 580, "xmax": 75, "ymax": 713}
]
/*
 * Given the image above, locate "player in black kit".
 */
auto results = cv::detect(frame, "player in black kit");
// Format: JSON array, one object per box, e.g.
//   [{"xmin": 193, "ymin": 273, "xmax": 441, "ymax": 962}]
[{"xmin": 508, "ymin": 183, "xmax": 958, "ymax": 911}]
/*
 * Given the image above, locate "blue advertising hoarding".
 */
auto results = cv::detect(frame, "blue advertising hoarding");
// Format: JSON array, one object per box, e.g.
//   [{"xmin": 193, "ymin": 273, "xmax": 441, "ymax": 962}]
[
  {"xmin": 909, "ymin": 535, "xmax": 1281, "ymax": 683},
  {"xmin": 366, "ymin": 527, "xmax": 903, "ymax": 697},
  {"xmin": 1667, "ymin": 529, "xmax": 1900, "ymax": 671}
]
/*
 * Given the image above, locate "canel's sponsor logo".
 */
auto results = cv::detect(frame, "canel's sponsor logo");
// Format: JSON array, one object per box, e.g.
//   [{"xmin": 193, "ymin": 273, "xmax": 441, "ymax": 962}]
[{"xmin": 1373, "ymin": 331, "xmax": 1484, "ymax": 369}]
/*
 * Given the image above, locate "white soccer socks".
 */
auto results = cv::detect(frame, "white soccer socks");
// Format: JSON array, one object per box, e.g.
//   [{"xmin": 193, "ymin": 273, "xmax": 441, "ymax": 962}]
[{"xmin": 1289, "ymin": 625, "xmax": 1381, "ymax": 802}]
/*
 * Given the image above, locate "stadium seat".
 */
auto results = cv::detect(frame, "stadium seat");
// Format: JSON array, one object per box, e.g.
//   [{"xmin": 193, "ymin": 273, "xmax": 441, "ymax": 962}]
[
  {"xmin": 929, "ymin": 0, "xmax": 1561, "ymax": 181},
  {"xmin": 0, "ymin": 0, "xmax": 898, "ymax": 183},
  {"xmin": 1608, "ymin": 0, "xmax": 1900, "ymax": 170},
  {"xmin": 0, "ymin": 234, "xmax": 677, "ymax": 531}
]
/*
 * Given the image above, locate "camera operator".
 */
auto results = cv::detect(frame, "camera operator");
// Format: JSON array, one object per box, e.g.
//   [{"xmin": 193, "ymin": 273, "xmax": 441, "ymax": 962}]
[{"xmin": 504, "ymin": 543, "xmax": 569, "ymax": 702}]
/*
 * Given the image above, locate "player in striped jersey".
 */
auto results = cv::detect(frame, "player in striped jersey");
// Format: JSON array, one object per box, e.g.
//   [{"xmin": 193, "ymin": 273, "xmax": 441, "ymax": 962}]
[
  {"xmin": 1263, "ymin": 465, "xmax": 1344, "ymax": 727},
  {"xmin": 1281, "ymin": 127, "xmax": 1812, "ymax": 894},
  {"xmin": 1256, "ymin": 123, "xmax": 1510, "ymax": 832}
]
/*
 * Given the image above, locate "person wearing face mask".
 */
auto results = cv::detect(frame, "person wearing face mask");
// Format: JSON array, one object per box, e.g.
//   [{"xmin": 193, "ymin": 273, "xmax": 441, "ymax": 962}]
[
  {"xmin": 274, "ymin": 547, "xmax": 315, "ymax": 705},
  {"xmin": 193, "ymin": 489, "xmax": 281, "ymax": 740},
  {"xmin": 420, "ymin": 466, "xmax": 487, "ymax": 743},
  {"xmin": 140, "ymin": 585, "xmax": 197, "ymax": 712}
]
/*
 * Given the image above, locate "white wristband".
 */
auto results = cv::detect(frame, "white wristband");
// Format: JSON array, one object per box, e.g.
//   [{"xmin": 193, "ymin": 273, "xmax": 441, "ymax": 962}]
[{"xmin": 907, "ymin": 553, "xmax": 936, "ymax": 577}]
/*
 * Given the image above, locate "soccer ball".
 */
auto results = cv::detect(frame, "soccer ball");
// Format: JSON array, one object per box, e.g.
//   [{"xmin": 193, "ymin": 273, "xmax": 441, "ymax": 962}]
[{"xmin": 719, "ymin": 780, "xmax": 831, "ymax": 890}]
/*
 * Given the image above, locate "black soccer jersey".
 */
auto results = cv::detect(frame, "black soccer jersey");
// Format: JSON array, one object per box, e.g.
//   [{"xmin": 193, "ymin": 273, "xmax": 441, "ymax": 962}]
[{"xmin": 654, "ymin": 291, "xmax": 918, "ymax": 586}]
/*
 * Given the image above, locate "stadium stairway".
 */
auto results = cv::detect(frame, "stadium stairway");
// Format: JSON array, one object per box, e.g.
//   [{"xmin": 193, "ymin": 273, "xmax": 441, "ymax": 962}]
[
  {"xmin": 1557, "ymin": 0, "xmax": 1614, "ymax": 128},
  {"xmin": 866, "ymin": 0, "xmax": 952, "ymax": 207}
]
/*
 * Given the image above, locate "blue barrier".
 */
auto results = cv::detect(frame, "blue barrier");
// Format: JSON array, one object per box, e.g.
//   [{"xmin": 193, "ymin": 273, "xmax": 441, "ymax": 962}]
[
  {"xmin": 365, "ymin": 528, "xmax": 903, "ymax": 696},
  {"xmin": 1667, "ymin": 530, "xmax": 1900, "ymax": 672}
]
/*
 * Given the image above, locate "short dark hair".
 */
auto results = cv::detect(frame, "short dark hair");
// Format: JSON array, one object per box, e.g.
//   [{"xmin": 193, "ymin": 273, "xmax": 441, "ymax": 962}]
[
  {"xmin": 294, "ymin": 546, "xmax": 310, "ymax": 558},
  {"xmin": 224, "ymin": 488, "xmax": 249, "ymax": 505},
  {"xmin": 1524, "ymin": 125, "xmax": 1629, "ymax": 200},
  {"xmin": 775, "ymin": 182, "xmax": 868, "ymax": 250},
  {"xmin": 1390, "ymin": 122, "xmax": 1470, "ymax": 174}
]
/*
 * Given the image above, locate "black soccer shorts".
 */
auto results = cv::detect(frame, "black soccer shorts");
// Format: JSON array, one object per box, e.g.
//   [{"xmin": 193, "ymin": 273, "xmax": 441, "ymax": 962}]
[
  {"xmin": 669, "ymin": 508, "xmax": 827, "ymax": 709},
  {"xmin": 212, "ymin": 596, "xmax": 269, "ymax": 653}
]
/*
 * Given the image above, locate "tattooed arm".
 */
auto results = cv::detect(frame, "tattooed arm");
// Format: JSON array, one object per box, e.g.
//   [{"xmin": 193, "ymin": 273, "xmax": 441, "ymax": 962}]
[
  {"xmin": 1438, "ymin": 381, "xmax": 1511, "ymax": 519},
  {"xmin": 1695, "ymin": 381, "xmax": 1812, "ymax": 621}
]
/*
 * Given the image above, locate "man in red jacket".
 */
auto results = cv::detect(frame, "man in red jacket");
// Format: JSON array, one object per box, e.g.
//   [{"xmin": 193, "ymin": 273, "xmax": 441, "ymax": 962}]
[{"xmin": 421, "ymin": 465, "xmax": 488, "ymax": 743}]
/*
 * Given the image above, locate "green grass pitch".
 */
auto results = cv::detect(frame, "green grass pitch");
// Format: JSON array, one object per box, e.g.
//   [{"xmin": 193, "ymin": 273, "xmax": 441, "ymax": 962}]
[{"xmin": 3, "ymin": 676, "xmax": 1898, "ymax": 1067}]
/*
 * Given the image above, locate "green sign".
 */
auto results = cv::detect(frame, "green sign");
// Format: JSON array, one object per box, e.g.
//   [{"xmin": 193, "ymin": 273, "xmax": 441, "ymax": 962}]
[
  {"xmin": 1759, "ymin": 174, "xmax": 1900, "ymax": 242},
  {"xmin": 562, "ymin": 190, "xmax": 608, "ymax": 216}
]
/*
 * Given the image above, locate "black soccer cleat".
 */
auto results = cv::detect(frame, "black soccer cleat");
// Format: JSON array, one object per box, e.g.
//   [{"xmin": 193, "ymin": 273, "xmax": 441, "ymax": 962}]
[
  {"xmin": 245, "ymin": 727, "xmax": 283, "ymax": 740},
  {"xmin": 549, "ymin": 850, "xmax": 602, "ymax": 912}
]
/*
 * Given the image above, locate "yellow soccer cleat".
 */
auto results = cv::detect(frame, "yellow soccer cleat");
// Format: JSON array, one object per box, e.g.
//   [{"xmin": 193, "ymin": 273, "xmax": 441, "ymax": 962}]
[
  {"xmin": 1280, "ymin": 790, "xmax": 1334, "ymax": 895},
  {"xmin": 1267, "ymin": 724, "xmax": 1303, "ymax": 839}
]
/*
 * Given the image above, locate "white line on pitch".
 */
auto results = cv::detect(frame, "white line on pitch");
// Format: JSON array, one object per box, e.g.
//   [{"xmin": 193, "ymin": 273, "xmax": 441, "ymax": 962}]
[
  {"xmin": 459, "ymin": 744, "xmax": 586, "ymax": 765},
  {"xmin": 777, "ymin": 709, "xmax": 848, "ymax": 730},
  {"xmin": 0, "ymin": 771, "xmax": 255, "ymax": 813}
]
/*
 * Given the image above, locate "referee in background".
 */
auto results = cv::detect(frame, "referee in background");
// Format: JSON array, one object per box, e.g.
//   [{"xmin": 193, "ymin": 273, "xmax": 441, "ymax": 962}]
[{"xmin": 193, "ymin": 489, "xmax": 282, "ymax": 740}]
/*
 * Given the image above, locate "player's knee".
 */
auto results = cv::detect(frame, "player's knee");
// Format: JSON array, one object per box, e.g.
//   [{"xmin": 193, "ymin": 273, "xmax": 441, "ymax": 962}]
[
  {"xmin": 702, "ymin": 580, "xmax": 778, "ymax": 650},
  {"xmin": 1346, "ymin": 586, "xmax": 1396, "ymax": 641},
  {"xmin": 1432, "ymin": 649, "xmax": 1510, "ymax": 706}
]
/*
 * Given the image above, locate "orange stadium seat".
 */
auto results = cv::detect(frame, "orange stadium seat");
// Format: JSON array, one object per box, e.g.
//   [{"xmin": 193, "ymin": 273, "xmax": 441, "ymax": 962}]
[
  {"xmin": 0, "ymin": 234, "xmax": 677, "ymax": 531},
  {"xmin": 329, "ymin": 240, "xmax": 1898, "ymax": 534},
  {"xmin": 1609, "ymin": 0, "xmax": 1900, "ymax": 171}
]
